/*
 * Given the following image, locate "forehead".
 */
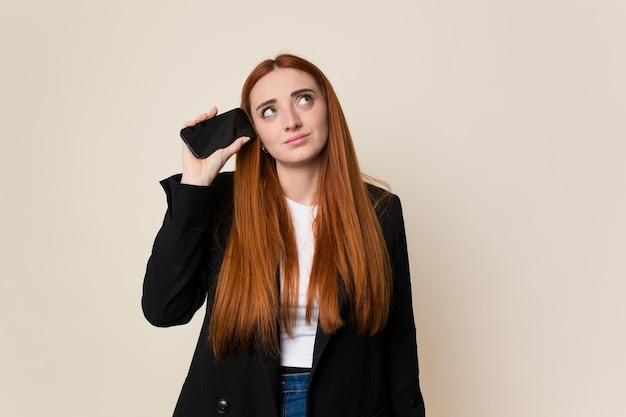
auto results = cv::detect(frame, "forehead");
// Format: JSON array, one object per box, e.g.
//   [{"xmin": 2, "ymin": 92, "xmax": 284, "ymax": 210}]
[{"xmin": 249, "ymin": 68, "xmax": 320, "ymax": 104}]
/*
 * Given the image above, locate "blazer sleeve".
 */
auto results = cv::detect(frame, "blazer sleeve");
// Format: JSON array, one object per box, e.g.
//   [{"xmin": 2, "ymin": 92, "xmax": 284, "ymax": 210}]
[
  {"xmin": 382, "ymin": 195, "xmax": 426, "ymax": 417},
  {"xmin": 141, "ymin": 174, "xmax": 217, "ymax": 327}
]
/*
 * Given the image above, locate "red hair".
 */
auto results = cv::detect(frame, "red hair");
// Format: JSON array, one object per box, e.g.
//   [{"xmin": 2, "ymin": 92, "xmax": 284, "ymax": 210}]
[{"xmin": 209, "ymin": 54, "xmax": 391, "ymax": 360}]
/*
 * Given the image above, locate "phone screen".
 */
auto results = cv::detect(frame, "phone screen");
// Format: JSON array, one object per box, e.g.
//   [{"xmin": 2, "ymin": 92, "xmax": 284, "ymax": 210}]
[{"xmin": 180, "ymin": 108, "xmax": 256, "ymax": 159}]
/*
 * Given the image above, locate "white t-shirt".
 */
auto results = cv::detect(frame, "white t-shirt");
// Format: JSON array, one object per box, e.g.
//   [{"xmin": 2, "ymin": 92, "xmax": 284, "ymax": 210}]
[{"xmin": 280, "ymin": 197, "xmax": 319, "ymax": 368}]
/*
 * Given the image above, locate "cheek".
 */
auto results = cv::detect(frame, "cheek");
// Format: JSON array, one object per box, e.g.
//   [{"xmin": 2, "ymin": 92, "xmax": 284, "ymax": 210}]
[
  {"xmin": 317, "ymin": 104, "xmax": 328, "ymax": 126},
  {"xmin": 321, "ymin": 126, "xmax": 329, "ymax": 146},
  {"xmin": 318, "ymin": 110, "xmax": 329, "ymax": 141},
  {"xmin": 253, "ymin": 123, "xmax": 276, "ymax": 147}
]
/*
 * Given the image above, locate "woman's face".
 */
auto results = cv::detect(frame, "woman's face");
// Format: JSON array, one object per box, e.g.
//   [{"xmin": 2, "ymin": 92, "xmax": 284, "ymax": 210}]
[{"xmin": 248, "ymin": 68, "xmax": 328, "ymax": 172}]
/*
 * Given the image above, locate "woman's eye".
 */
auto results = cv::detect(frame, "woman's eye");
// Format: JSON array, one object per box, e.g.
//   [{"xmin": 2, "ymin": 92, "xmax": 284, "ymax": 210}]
[
  {"xmin": 297, "ymin": 94, "xmax": 313, "ymax": 106},
  {"xmin": 261, "ymin": 107, "xmax": 276, "ymax": 118}
]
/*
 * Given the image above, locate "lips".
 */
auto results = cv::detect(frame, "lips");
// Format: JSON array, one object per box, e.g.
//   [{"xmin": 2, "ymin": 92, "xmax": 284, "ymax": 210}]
[{"xmin": 286, "ymin": 133, "xmax": 309, "ymax": 144}]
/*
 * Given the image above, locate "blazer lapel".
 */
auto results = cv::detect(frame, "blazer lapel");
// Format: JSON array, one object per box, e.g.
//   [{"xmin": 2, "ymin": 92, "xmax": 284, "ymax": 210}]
[
  {"xmin": 311, "ymin": 324, "xmax": 332, "ymax": 370},
  {"xmin": 311, "ymin": 275, "xmax": 348, "ymax": 371}
]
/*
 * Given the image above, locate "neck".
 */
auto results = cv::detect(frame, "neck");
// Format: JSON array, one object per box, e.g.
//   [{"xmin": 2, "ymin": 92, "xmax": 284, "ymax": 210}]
[{"xmin": 276, "ymin": 162, "xmax": 320, "ymax": 206}]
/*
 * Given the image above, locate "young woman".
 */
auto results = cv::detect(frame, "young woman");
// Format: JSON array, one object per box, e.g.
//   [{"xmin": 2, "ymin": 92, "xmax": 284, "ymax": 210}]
[{"xmin": 142, "ymin": 54, "xmax": 426, "ymax": 417}]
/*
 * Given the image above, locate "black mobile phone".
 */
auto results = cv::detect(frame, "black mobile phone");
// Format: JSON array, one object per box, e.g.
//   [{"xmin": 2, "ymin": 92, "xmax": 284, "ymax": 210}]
[{"xmin": 180, "ymin": 108, "xmax": 257, "ymax": 159}]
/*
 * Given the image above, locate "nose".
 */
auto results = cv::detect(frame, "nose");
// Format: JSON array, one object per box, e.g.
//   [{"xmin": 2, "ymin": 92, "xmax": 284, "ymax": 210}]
[{"xmin": 282, "ymin": 108, "xmax": 302, "ymax": 131}]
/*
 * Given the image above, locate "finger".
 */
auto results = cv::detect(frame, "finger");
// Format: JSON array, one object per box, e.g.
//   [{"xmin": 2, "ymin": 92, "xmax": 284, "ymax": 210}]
[
  {"xmin": 195, "ymin": 106, "xmax": 218, "ymax": 123},
  {"xmin": 181, "ymin": 106, "xmax": 218, "ymax": 128},
  {"xmin": 220, "ymin": 136, "xmax": 253, "ymax": 159}
]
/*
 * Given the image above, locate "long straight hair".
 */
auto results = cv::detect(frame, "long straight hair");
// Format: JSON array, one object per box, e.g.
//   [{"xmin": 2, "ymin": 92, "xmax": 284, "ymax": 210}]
[{"xmin": 209, "ymin": 54, "xmax": 392, "ymax": 360}]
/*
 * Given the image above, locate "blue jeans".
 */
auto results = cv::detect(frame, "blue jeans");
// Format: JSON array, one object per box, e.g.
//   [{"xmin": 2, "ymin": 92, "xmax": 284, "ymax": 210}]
[{"xmin": 280, "ymin": 371, "xmax": 310, "ymax": 417}]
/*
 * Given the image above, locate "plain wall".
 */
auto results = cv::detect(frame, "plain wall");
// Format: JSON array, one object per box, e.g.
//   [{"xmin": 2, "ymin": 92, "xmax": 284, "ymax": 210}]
[{"xmin": 1, "ymin": 1, "xmax": 625, "ymax": 416}]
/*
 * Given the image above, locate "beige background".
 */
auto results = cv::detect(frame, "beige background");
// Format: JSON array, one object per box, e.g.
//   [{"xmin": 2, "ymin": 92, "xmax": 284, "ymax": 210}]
[{"xmin": 1, "ymin": 0, "xmax": 625, "ymax": 416}]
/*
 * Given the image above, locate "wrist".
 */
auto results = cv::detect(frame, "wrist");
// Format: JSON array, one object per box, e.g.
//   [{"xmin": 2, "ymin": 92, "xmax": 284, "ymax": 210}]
[{"xmin": 181, "ymin": 172, "xmax": 212, "ymax": 186}]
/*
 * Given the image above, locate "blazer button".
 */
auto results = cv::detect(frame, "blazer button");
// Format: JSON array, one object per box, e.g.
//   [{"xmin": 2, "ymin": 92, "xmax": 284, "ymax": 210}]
[{"xmin": 216, "ymin": 399, "xmax": 230, "ymax": 414}]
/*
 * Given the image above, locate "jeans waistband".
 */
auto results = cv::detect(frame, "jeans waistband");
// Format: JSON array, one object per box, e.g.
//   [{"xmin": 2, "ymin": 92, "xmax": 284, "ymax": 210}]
[
  {"xmin": 280, "ymin": 370, "xmax": 311, "ymax": 393},
  {"xmin": 281, "ymin": 366, "xmax": 311, "ymax": 375}
]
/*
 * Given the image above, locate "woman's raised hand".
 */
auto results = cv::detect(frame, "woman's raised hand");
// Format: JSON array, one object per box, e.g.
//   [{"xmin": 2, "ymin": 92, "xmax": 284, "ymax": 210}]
[{"xmin": 180, "ymin": 107, "xmax": 252, "ymax": 186}]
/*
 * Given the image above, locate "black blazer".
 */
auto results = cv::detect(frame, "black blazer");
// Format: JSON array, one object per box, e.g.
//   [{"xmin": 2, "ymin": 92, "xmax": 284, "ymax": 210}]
[{"xmin": 142, "ymin": 173, "xmax": 425, "ymax": 417}]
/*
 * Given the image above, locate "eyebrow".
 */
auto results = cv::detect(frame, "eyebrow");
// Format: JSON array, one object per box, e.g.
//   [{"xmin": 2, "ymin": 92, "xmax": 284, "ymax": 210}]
[{"xmin": 255, "ymin": 88, "xmax": 316, "ymax": 112}]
